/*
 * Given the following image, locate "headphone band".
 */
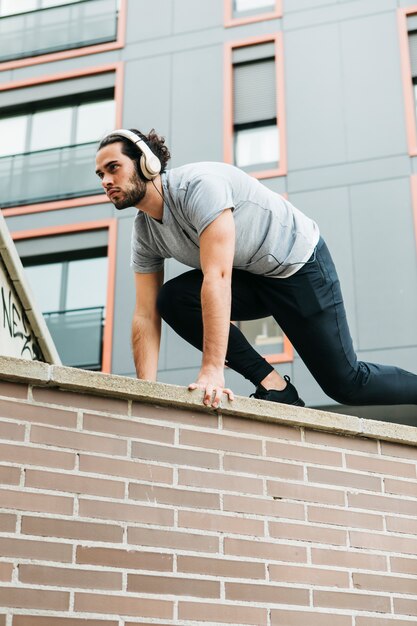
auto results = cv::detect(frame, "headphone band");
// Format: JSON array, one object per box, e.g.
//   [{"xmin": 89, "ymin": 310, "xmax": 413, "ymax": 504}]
[{"xmin": 102, "ymin": 129, "xmax": 162, "ymax": 180}]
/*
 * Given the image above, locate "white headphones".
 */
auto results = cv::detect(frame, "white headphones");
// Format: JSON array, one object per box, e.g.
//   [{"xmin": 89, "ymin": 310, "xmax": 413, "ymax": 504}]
[{"xmin": 103, "ymin": 128, "xmax": 162, "ymax": 180}]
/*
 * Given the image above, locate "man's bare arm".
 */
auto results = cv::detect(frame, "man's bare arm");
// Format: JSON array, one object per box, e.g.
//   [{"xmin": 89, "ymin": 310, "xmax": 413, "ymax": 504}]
[
  {"xmin": 132, "ymin": 270, "xmax": 164, "ymax": 380},
  {"xmin": 188, "ymin": 209, "xmax": 235, "ymax": 407}
]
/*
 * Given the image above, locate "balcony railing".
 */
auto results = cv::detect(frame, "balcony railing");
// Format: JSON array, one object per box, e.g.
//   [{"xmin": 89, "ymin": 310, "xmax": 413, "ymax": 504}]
[
  {"xmin": 0, "ymin": 142, "xmax": 103, "ymax": 208},
  {"xmin": 0, "ymin": 0, "xmax": 118, "ymax": 63},
  {"xmin": 43, "ymin": 306, "xmax": 104, "ymax": 370}
]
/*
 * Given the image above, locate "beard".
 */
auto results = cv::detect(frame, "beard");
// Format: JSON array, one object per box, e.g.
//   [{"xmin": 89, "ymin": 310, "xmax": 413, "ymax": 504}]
[{"xmin": 112, "ymin": 170, "xmax": 146, "ymax": 210}]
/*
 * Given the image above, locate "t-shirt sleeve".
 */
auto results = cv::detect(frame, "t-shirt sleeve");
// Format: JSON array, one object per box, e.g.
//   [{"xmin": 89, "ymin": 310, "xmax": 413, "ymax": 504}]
[
  {"xmin": 130, "ymin": 220, "xmax": 164, "ymax": 274},
  {"xmin": 183, "ymin": 174, "xmax": 235, "ymax": 236}
]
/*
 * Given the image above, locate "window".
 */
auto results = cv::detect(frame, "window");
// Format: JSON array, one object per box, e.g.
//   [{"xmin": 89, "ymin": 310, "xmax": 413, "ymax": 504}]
[
  {"xmin": 14, "ymin": 223, "xmax": 115, "ymax": 371},
  {"xmin": 233, "ymin": 318, "xmax": 292, "ymax": 363},
  {"xmin": 0, "ymin": 0, "xmax": 79, "ymax": 15},
  {"xmin": 225, "ymin": 0, "xmax": 281, "ymax": 27},
  {"xmin": 234, "ymin": 0, "xmax": 275, "ymax": 17},
  {"xmin": 231, "ymin": 40, "xmax": 280, "ymax": 174}
]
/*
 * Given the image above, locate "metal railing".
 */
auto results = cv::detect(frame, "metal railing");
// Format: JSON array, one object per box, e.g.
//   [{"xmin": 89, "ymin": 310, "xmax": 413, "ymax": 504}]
[
  {"xmin": 0, "ymin": 0, "xmax": 118, "ymax": 62},
  {"xmin": 0, "ymin": 142, "xmax": 103, "ymax": 208},
  {"xmin": 43, "ymin": 305, "xmax": 104, "ymax": 370}
]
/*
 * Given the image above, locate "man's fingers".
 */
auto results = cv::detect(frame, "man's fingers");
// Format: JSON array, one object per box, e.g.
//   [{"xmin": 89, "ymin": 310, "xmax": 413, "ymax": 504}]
[
  {"xmin": 188, "ymin": 382, "xmax": 197, "ymax": 390},
  {"xmin": 223, "ymin": 387, "xmax": 235, "ymax": 401},
  {"xmin": 204, "ymin": 385, "xmax": 214, "ymax": 406},
  {"xmin": 212, "ymin": 387, "xmax": 222, "ymax": 409}
]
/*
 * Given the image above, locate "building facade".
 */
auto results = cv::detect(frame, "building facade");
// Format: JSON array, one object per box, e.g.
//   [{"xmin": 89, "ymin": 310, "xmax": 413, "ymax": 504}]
[{"xmin": 1, "ymin": 0, "xmax": 417, "ymax": 417}]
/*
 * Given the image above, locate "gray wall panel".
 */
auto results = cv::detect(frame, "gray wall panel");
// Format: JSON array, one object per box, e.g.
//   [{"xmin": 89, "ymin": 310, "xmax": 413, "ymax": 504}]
[
  {"xmin": 284, "ymin": 23, "xmax": 347, "ymax": 170},
  {"xmin": 4, "ymin": 203, "xmax": 114, "ymax": 233},
  {"xmin": 350, "ymin": 177, "xmax": 417, "ymax": 350},
  {"xmin": 125, "ymin": 0, "xmax": 173, "ymax": 44},
  {"xmin": 173, "ymin": 0, "xmax": 223, "ymax": 33},
  {"xmin": 284, "ymin": 0, "xmax": 396, "ymax": 30}
]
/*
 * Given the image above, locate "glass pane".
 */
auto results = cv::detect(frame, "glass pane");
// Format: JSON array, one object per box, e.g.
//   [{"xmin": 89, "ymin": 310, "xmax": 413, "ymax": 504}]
[
  {"xmin": 239, "ymin": 317, "xmax": 283, "ymax": 347},
  {"xmin": 235, "ymin": 124, "xmax": 279, "ymax": 168},
  {"xmin": 30, "ymin": 107, "xmax": 73, "ymax": 151},
  {"xmin": 75, "ymin": 100, "xmax": 115, "ymax": 144},
  {"xmin": 0, "ymin": 0, "xmax": 37, "ymax": 15},
  {"xmin": 234, "ymin": 0, "xmax": 274, "ymax": 12},
  {"xmin": 66, "ymin": 256, "xmax": 108, "ymax": 310},
  {"xmin": 41, "ymin": 0, "xmax": 80, "ymax": 6},
  {"xmin": 24, "ymin": 262, "xmax": 62, "ymax": 313},
  {"xmin": 0, "ymin": 115, "xmax": 27, "ymax": 157}
]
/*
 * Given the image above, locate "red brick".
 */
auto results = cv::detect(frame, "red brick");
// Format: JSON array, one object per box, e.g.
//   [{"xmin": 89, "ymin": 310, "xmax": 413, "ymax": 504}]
[
  {"xmin": 267, "ymin": 479, "xmax": 345, "ymax": 506},
  {"xmin": 83, "ymin": 413, "xmax": 174, "ymax": 444},
  {"xmin": 129, "ymin": 483, "xmax": 220, "ymax": 510},
  {"xmin": 127, "ymin": 526, "xmax": 219, "ymax": 553},
  {"xmin": 79, "ymin": 453, "xmax": 172, "ymax": 484},
  {"xmin": 0, "ymin": 420, "xmax": 25, "ymax": 441},
  {"xmin": 224, "ymin": 454, "xmax": 303, "ymax": 480},
  {"xmin": 32, "ymin": 386, "xmax": 128, "ymax": 415},
  {"xmin": 178, "ymin": 555, "xmax": 265, "ymax": 579},
  {"xmin": 225, "ymin": 537, "xmax": 307, "ymax": 563},
  {"xmin": 346, "ymin": 453, "xmax": 416, "ymax": 478},
  {"xmin": 75, "ymin": 593, "xmax": 173, "ymax": 619},
  {"xmin": 79, "ymin": 498, "xmax": 174, "ymax": 526},
  {"xmin": 128, "ymin": 573, "xmax": 220, "ymax": 598},
  {"xmin": 304, "ymin": 429, "xmax": 378, "ymax": 453},
  {"xmin": 0, "ymin": 587, "xmax": 69, "ymax": 610},
  {"xmin": 13, "ymin": 618, "xmax": 118, "ymax": 626},
  {"xmin": 308, "ymin": 505, "xmax": 384, "ymax": 531},
  {"xmin": 0, "ymin": 398, "xmax": 76, "ymax": 428},
  {"xmin": 269, "ymin": 520, "xmax": 346, "ymax": 546},
  {"xmin": 0, "ymin": 381, "xmax": 28, "ymax": 399},
  {"xmin": 307, "ymin": 466, "xmax": 382, "ymax": 491},
  {"xmin": 132, "ymin": 402, "xmax": 218, "ymax": 428},
  {"xmin": 394, "ymin": 598, "xmax": 417, "ymax": 616},
  {"xmin": 25, "ymin": 469, "xmax": 125, "ymax": 498},
  {"xmin": 386, "ymin": 516, "xmax": 417, "ymax": 535},
  {"xmin": 385, "ymin": 477, "xmax": 417, "ymax": 498},
  {"xmin": 356, "ymin": 619, "xmax": 417, "ymax": 626},
  {"xmin": 0, "ymin": 513, "xmax": 16, "ymax": 532},
  {"xmin": 271, "ymin": 610, "xmax": 351, "ymax": 626},
  {"xmin": 380, "ymin": 441, "xmax": 417, "ymax": 461},
  {"xmin": 269, "ymin": 564, "xmax": 349, "ymax": 588},
  {"xmin": 76, "ymin": 546, "xmax": 173, "ymax": 572},
  {"xmin": 179, "ymin": 602, "xmax": 267, "ymax": 625},
  {"xmin": 0, "ymin": 487, "xmax": 73, "ymax": 515},
  {"xmin": 348, "ymin": 492, "xmax": 417, "ymax": 516},
  {"xmin": 180, "ymin": 428, "xmax": 262, "ymax": 455},
  {"xmin": 266, "ymin": 440, "xmax": 342, "ymax": 466},
  {"xmin": 223, "ymin": 494, "xmax": 304, "ymax": 520},
  {"xmin": 179, "ymin": 468, "xmax": 263, "ymax": 495},
  {"xmin": 353, "ymin": 572, "xmax": 417, "ymax": 594},
  {"xmin": 350, "ymin": 531, "xmax": 417, "ymax": 556},
  {"xmin": 223, "ymin": 415, "xmax": 301, "ymax": 441},
  {"xmin": 226, "ymin": 582, "xmax": 309, "ymax": 605},
  {"xmin": 314, "ymin": 590, "xmax": 390, "ymax": 612},
  {"xmin": 31, "ymin": 425, "xmax": 127, "ymax": 455},
  {"xmin": 0, "ymin": 442, "xmax": 75, "ymax": 469},
  {"xmin": 0, "ymin": 537, "xmax": 72, "ymax": 562},
  {"xmin": 21, "ymin": 516, "xmax": 123, "ymax": 543},
  {"xmin": 311, "ymin": 547, "xmax": 387, "ymax": 571},
  {"xmin": 0, "ymin": 465, "xmax": 20, "ymax": 485},
  {"xmin": 391, "ymin": 556, "xmax": 417, "ymax": 575},
  {"xmin": 0, "ymin": 562, "xmax": 13, "ymax": 581},
  {"xmin": 178, "ymin": 510, "xmax": 264, "ymax": 536},
  {"xmin": 131, "ymin": 441, "xmax": 219, "ymax": 469},
  {"xmin": 19, "ymin": 564, "xmax": 123, "ymax": 590}
]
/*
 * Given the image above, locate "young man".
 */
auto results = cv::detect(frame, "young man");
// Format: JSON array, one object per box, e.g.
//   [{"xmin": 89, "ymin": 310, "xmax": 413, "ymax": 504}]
[{"xmin": 95, "ymin": 128, "xmax": 417, "ymax": 410}]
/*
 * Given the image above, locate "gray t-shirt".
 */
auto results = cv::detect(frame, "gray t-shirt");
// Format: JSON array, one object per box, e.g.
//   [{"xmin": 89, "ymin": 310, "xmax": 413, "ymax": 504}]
[{"xmin": 131, "ymin": 162, "xmax": 319, "ymax": 278}]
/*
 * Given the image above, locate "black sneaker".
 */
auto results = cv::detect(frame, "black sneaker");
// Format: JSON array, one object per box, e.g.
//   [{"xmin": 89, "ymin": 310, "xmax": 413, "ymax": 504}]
[{"xmin": 250, "ymin": 375, "xmax": 305, "ymax": 407}]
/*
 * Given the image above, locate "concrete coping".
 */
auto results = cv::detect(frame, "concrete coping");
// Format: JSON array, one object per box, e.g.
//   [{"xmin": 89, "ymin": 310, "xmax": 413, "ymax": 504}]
[{"xmin": 0, "ymin": 355, "xmax": 416, "ymax": 447}]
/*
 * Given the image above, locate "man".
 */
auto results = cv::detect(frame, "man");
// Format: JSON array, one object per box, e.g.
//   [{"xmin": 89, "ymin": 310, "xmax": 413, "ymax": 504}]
[{"xmin": 95, "ymin": 128, "xmax": 417, "ymax": 410}]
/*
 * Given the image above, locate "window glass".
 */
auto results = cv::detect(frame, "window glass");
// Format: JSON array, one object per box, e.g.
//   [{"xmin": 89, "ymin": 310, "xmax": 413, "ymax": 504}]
[
  {"xmin": 240, "ymin": 317, "xmax": 283, "ymax": 347},
  {"xmin": 235, "ymin": 124, "xmax": 279, "ymax": 168},
  {"xmin": 75, "ymin": 100, "xmax": 115, "ymax": 144},
  {"xmin": 0, "ymin": 115, "xmax": 28, "ymax": 157},
  {"xmin": 24, "ymin": 262, "xmax": 62, "ymax": 313},
  {"xmin": 30, "ymin": 107, "xmax": 73, "ymax": 151},
  {"xmin": 41, "ymin": 0, "xmax": 80, "ymax": 6},
  {"xmin": 66, "ymin": 256, "xmax": 108, "ymax": 310},
  {"xmin": 0, "ymin": 0, "xmax": 37, "ymax": 16},
  {"xmin": 234, "ymin": 0, "xmax": 274, "ymax": 12}
]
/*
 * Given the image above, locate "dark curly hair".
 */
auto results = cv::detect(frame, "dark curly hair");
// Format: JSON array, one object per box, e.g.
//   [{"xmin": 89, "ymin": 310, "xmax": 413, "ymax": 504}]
[{"xmin": 97, "ymin": 128, "xmax": 171, "ymax": 181}]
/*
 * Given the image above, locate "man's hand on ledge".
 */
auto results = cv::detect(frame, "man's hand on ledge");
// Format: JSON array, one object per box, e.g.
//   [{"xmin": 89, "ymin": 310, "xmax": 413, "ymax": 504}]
[{"xmin": 188, "ymin": 366, "xmax": 235, "ymax": 409}]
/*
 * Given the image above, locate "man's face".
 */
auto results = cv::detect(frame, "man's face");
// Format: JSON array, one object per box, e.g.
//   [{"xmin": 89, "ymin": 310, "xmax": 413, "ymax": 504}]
[{"xmin": 95, "ymin": 142, "xmax": 146, "ymax": 210}]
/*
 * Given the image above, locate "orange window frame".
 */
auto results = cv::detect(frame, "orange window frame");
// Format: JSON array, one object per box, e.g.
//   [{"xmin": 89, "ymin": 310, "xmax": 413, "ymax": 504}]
[
  {"xmin": 224, "ymin": 32, "xmax": 287, "ymax": 180},
  {"xmin": 0, "ymin": 62, "xmax": 123, "ymax": 217},
  {"xmin": 398, "ymin": 6, "xmax": 417, "ymax": 156},
  {"xmin": 224, "ymin": 0, "xmax": 282, "ymax": 28},
  {"xmin": 0, "ymin": 0, "xmax": 127, "ymax": 71},
  {"xmin": 11, "ymin": 219, "xmax": 117, "ymax": 374}
]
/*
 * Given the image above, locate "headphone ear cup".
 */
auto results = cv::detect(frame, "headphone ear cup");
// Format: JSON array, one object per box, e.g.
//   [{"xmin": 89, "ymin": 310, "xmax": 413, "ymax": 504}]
[
  {"xmin": 140, "ymin": 152, "xmax": 161, "ymax": 180},
  {"xmin": 139, "ymin": 154, "xmax": 153, "ymax": 180}
]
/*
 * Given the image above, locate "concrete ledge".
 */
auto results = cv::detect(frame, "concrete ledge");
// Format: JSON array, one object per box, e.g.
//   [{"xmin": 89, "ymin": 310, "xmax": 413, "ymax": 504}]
[{"xmin": 0, "ymin": 355, "xmax": 416, "ymax": 447}]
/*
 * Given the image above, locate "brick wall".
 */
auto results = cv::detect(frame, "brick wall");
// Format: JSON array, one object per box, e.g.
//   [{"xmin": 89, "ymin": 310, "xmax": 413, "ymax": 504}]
[{"xmin": 0, "ymin": 358, "xmax": 416, "ymax": 625}]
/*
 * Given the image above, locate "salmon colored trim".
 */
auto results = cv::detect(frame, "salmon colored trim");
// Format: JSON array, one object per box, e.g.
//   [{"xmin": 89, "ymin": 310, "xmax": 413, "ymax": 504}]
[
  {"xmin": 11, "ymin": 218, "xmax": 117, "ymax": 374},
  {"xmin": 410, "ymin": 176, "xmax": 417, "ymax": 256},
  {"xmin": 0, "ymin": 0, "xmax": 127, "ymax": 72},
  {"xmin": 223, "ymin": 32, "xmax": 287, "ymax": 180},
  {"xmin": 265, "ymin": 335, "xmax": 293, "ymax": 364},
  {"xmin": 224, "ymin": 0, "xmax": 282, "ymax": 28},
  {"xmin": 398, "ymin": 7, "xmax": 417, "ymax": 156},
  {"xmin": 0, "ymin": 62, "xmax": 123, "ymax": 216},
  {"xmin": 1, "ymin": 195, "xmax": 109, "ymax": 218}
]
